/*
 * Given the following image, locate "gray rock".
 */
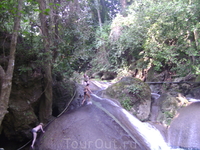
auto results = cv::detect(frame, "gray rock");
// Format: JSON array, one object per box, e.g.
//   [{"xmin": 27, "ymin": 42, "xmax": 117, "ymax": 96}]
[{"xmin": 168, "ymin": 102, "xmax": 200, "ymax": 149}]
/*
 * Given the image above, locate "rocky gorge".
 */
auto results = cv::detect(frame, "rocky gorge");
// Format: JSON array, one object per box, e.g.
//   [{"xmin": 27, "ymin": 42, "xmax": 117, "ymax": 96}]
[
  {"xmin": 35, "ymin": 76, "xmax": 200, "ymax": 150},
  {"xmin": 0, "ymin": 70, "xmax": 200, "ymax": 149}
]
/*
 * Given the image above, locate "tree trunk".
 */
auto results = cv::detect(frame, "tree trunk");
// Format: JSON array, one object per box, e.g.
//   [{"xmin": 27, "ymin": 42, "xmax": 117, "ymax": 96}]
[
  {"xmin": 38, "ymin": 0, "xmax": 53, "ymax": 123},
  {"xmin": 194, "ymin": 29, "xmax": 199, "ymax": 50},
  {"xmin": 0, "ymin": 0, "xmax": 23, "ymax": 127},
  {"xmin": 120, "ymin": 0, "xmax": 127, "ymax": 14},
  {"xmin": 53, "ymin": 0, "xmax": 60, "ymax": 62},
  {"xmin": 100, "ymin": 0, "xmax": 109, "ymax": 23},
  {"xmin": 95, "ymin": 0, "xmax": 102, "ymax": 29},
  {"xmin": 0, "ymin": 66, "xmax": 5, "ymax": 96}
]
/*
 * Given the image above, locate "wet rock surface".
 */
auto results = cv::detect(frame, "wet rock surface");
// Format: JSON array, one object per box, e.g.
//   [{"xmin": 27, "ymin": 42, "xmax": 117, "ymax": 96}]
[
  {"xmin": 168, "ymin": 102, "xmax": 200, "ymax": 149},
  {"xmin": 36, "ymin": 99, "xmax": 142, "ymax": 150}
]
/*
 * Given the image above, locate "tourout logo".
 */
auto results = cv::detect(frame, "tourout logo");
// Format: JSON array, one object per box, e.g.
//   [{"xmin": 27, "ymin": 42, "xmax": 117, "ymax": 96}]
[{"xmin": 47, "ymin": 138, "xmax": 137, "ymax": 149}]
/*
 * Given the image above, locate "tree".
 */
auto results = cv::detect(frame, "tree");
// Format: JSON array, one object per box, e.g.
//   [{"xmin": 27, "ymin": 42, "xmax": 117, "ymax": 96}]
[
  {"xmin": 120, "ymin": 0, "xmax": 127, "ymax": 14},
  {"xmin": 0, "ymin": 0, "xmax": 23, "ymax": 127},
  {"xmin": 38, "ymin": 0, "xmax": 53, "ymax": 123},
  {"xmin": 95, "ymin": 0, "xmax": 102, "ymax": 29},
  {"xmin": 105, "ymin": 0, "xmax": 200, "ymax": 76}
]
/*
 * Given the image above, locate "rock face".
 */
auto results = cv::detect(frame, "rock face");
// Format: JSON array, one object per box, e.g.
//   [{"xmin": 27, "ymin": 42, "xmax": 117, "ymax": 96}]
[
  {"xmin": 1, "ymin": 73, "xmax": 76, "ymax": 144},
  {"xmin": 52, "ymin": 81, "xmax": 77, "ymax": 116},
  {"xmin": 102, "ymin": 77, "xmax": 151, "ymax": 121},
  {"xmin": 92, "ymin": 71, "xmax": 117, "ymax": 80},
  {"xmin": 150, "ymin": 93, "xmax": 188, "ymax": 126},
  {"xmin": 36, "ymin": 103, "xmax": 142, "ymax": 150},
  {"xmin": 168, "ymin": 102, "xmax": 200, "ymax": 149},
  {"xmin": 187, "ymin": 86, "xmax": 200, "ymax": 99},
  {"xmin": 2, "ymin": 74, "xmax": 44, "ymax": 142}
]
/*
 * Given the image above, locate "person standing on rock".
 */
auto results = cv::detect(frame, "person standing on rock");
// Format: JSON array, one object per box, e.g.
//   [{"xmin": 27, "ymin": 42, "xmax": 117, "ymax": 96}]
[
  {"xmin": 82, "ymin": 83, "xmax": 92, "ymax": 105},
  {"xmin": 31, "ymin": 123, "xmax": 45, "ymax": 148},
  {"xmin": 84, "ymin": 73, "xmax": 89, "ymax": 85}
]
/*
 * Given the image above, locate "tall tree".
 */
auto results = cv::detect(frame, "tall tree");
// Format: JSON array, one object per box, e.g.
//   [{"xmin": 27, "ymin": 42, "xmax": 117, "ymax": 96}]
[
  {"xmin": 120, "ymin": 0, "xmax": 127, "ymax": 14},
  {"xmin": 0, "ymin": 0, "xmax": 23, "ymax": 127},
  {"xmin": 38, "ymin": 0, "xmax": 53, "ymax": 123},
  {"xmin": 95, "ymin": 0, "xmax": 102, "ymax": 29},
  {"xmin": 52, "ymin": 0, "xmax": 61, "ymax": 61}
]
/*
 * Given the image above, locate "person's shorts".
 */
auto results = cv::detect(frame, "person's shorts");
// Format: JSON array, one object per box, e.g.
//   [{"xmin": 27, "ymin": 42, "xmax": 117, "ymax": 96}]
[{"xmin": 32, "ymin": 129, "xmax": 37, "ymax": 133}]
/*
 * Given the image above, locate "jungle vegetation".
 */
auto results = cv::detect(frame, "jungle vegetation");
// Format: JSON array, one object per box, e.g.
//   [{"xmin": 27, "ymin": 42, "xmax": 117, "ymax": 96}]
[{"xmin": 0, "ymin": 0, "xmax": 199, "ymax": 126}]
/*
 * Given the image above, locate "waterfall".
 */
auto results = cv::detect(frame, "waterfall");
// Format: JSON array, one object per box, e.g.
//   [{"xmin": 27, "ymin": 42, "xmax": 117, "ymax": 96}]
[
  {"xmin": 120, "ymin": 108, "xmax": 169, "ymax": 150},
  {"xmin": 91, "ymin": 94, "xmax": 184, "ymax": 150},
  {"xmin": 186, "ymin": 97, "xmax": 200, "ymax": 102},
  {"xmin": 151, "ymin": 93, "xmax": 160, "ymax": 100}
]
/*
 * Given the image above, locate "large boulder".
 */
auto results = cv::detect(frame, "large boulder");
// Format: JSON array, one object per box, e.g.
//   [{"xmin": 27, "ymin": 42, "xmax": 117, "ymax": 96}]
[
  {"xmin": 92, "ymin": 71, "xmax": 117, "ymax": 80},
  {"xmin": 155, "ymin": 93, "xmax": 188, "ymax": 126},
  {"xmin": 168, "ymin": 102, "xmax": 200, "ymax": 149},
  {"xmin": 1, "ymin": 73, "xmax": 77, "ymax": 144},
  {"xmin": 36, "ymin": 103, "xmax": 142, "ymax": 150},
  {"xmin": 2, "ymin": 74, "xmax": 43, "ymax": 142},
  {"xmin": 187, "ymin": 86, "xmax": 200, "ymax": 99},
  {"xmin": 101, "ymin": 77, "xmax": 151, "ymax": 121}
]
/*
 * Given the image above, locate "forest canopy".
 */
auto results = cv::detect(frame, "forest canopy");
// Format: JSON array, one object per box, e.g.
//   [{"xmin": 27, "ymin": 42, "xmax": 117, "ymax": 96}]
[
  {"xmin": 100, "ymin": 0, "xmax": 200, "ymax": 76},
  {"xmin": 0, "ymin": 0, "xmax": 199, "ymax": 78}
]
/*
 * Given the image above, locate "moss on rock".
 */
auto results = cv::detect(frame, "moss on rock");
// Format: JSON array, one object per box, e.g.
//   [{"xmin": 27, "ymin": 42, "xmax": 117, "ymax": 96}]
[
  {"xmin": 156, "ymin": 93, "xmax": 188, "ymax": 126},
  {"xmin": 104, "ymin": 77, "xmax": 151, "ymax": 121}
]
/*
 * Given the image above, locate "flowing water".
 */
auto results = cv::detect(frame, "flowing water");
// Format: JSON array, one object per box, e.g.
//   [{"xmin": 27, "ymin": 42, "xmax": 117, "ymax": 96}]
[
  {"xmin": 91, "ymin": 94, "xmax": 184, "ymax": 150},
  {"xmin": 186, "ymin": 97, "xmax": 200, "ymax": 102}
]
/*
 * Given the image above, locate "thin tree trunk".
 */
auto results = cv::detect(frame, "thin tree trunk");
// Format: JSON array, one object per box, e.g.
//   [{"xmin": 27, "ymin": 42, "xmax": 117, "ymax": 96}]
[
  {"xmin": 53, "ymin": 0, "xmax": 60, "ymax": 61},
  {"xmin": 0, "ymin": 66, "xmax": 5, "ymax": 96},
  {"xmin": 194, "ymin": 29, "xmax": 199, "ymax": 50},
  {"xmin": 0, "ymin": 0, "xmax": 23, "ymax": 127},
  {"xmin": 38, "ymin": 0, "xmax": 53, "ymax": 123},
  {"xmin": 120, "ymin": 0, "xmax": 127, "ymax": 14},
  {"xmin": 95, "ymin": 0, "xmax": 102, "ymax": 29},
  {"xmin": 100, "ymin": 0, "xmax": 108, "ymax": 23}
]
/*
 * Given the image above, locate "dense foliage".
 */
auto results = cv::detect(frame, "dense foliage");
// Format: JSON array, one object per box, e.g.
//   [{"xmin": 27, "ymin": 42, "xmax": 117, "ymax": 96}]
[
  {"xmin": 0, "ymin": 0, "xmax": 199, "ymax": 78},
  {"xmin": 102, "ymin": 0, "xmax": 200, "ymax": 76}
]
